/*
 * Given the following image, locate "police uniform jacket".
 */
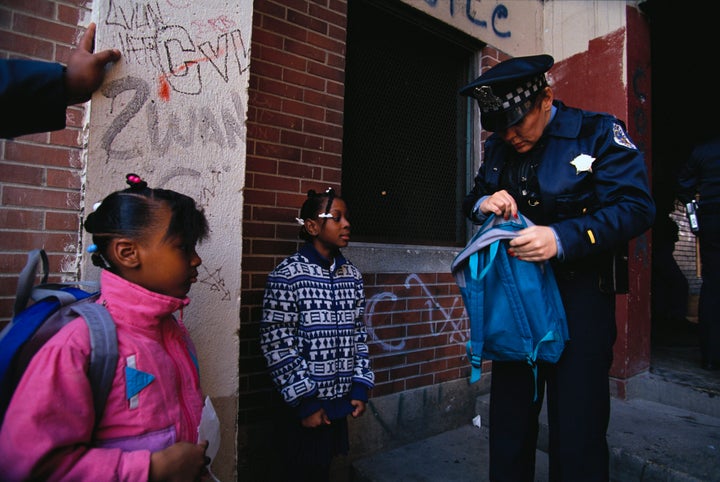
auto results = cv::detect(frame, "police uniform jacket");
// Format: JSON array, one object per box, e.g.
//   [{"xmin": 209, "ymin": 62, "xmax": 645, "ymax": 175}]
[
  {"xmin": 0, "ymin": 59, "xmax": 68, "ymax": 138},
  {"xmin": 464, "ymin": 100, "xmax": 655, "ymax": 281}
]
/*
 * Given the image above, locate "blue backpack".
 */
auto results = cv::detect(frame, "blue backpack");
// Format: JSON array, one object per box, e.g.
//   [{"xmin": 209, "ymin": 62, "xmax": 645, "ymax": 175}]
[
  {"xmin": 451, "ymin": 214, "xmax": 569, "ymax": 399},
  {"xmin": 0, "ymin": 249, "xmax": 117, "ymax": 426}
]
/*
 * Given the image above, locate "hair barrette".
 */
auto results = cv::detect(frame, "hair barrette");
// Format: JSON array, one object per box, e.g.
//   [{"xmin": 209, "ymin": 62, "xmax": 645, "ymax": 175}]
[
  {"xmin": 127, "ymin": 173, "xmax": 142, "ymax": 184},
  {"xmin": 295, "ymin": 217, "xmax": 305, "ymax": 226},
  {"xmin": 87, "ymin": 244, "xmax": 98, "ymax": 253},
  {"xmin": 125, "ymin": 173, "xmax": 148, "ymax": 189},
  {"xmin": 92, "ymin": 201, "xmax": 102, "ymax": 211},
  {"xmin": 317, "ymin": 213, "xmax": 333, "ymax": 218}
]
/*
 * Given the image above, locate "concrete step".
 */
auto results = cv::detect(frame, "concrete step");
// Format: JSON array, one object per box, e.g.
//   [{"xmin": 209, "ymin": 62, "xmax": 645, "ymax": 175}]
[{"xmin": 353, "ymin": 373, "xmax": 720, "ymax": 482}]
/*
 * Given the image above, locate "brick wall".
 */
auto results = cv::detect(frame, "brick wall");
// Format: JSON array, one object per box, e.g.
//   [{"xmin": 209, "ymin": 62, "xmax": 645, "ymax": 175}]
[
  {"xmin": 239, "ymin": 0, "xmax": 473, "ymax": 430},
  {"xmin": 0, "ymin": 2, "xmax": 90, "ymax": 325},
  {"xmin": 240, "ymin": 0, "xmax": 351, "ymax": 425},
  {"xmin": 672, "ymin": 205, "xmax": 702, "ymax": 295}
]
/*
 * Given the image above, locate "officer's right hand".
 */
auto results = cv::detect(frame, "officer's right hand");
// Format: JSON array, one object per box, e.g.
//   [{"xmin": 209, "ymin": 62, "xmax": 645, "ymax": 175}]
[{"xmin": 480, "ymin": 190, "xmax": 518, "ymax": 220}]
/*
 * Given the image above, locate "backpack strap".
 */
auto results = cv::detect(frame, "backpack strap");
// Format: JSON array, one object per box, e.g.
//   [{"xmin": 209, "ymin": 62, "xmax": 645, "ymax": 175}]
[
  {"xmin": 13, "ymin": 249, "xmax": 49, "ymax": 317},
  {"xmin": 69, "ymin": 303, "xmax": 118, "ymax": 426}
]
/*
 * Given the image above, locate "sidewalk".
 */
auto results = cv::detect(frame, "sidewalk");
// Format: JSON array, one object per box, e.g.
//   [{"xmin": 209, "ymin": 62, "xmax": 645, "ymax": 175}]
[{"xmin": 352, "ymin": 376, "xmax": 720, "ymax": 482}]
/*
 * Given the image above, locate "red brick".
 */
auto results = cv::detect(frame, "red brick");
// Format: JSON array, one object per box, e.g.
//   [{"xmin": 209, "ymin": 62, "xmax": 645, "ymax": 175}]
[
  {"xmin": 284, "ymin": 38, "xmax": 325, "ymax": 63},
  {"xmin": 308, "ymin": 59, "xmax": 343, "ymax": 83},
  {"xmin": 282, "ymin": 0, "xmax": 311, "ymax": 15},
  {"xmin": 246, "ymin": 155, "xmax": 279, "ymax": 174},
  {"xmin": 0, "ymin": 31, "xmax": 54, "ymax": 60},
  {"xmin": 0, "ymin": 207, "xmax": 43, "ymax": 229},
  {"xmin": 0, "ymin": 8, "xmax": 12, "ymax": 29},
  {"xmin": 300, "ymin": 149, "xmax": 340, "ymax": 168},
  {"xmin": 248, "ymin": 58, "xmax": 283, "ymax": 79},
  {"xmin": 322, "ymin": 167, "xmax": 340, "ymax": 183},
  {"xmin": 49, "ymin": 127, "xmax": 83, "ymax": 147},
  {"xmin": 405, "ymin": 374, "xmax": 434, "ymax": 390},
  {"xmin": 304, "ymin": 89, "xmax": 343, "ymax": 111},
  {"xmin": 252, "ymin": 28, "xmax": 283, "ymax": 50},
  {"xmin": 254, "ymin": 205, "xmax": 298, "ymax": 223},
  {"xmin": 254, "ymin": 141, "xmax": 301, "ymax": 161},
  {"xmin": 240, "ymin": 255, "xmax": 279, "ymax": 273},
  {"xmin": 263, "ymin": 17, "xmax": 307, "ymax": 44},
  {"xmin": 3, "ymin": 185, "xmax": 81, "ymax": 210},
  {"xmin": 323, "ymin": 138, "xmax": 343, "ymax": 155},
  {"xmin": 0, "ymin": 0, "xmax": 54, "ymax": 19},
  {"xmin": 280, "ymin": 130, "xmax": 323, "ymax": 150},
  {"xmin": 287, "ymin": 9, "xmax": 326, "ymax": 35},
  {"xmin": 253, "ymin": 1, "xmax": 287, "ymax": 19},
  {"xmin": 257, "ymin": 77, "xmax": 304, "ymax": 101},
  {"xmin": 257, "ymin": 46, "xmax": 307, "ymax": 72},
  {"xmin": 65, "ymin": 106, "xmax": 86, "ymax": 128},
  {"xmin": 283, "ymin": 68, "xmax": 325, "ymax": 92},
  {"xmin": 310, "ymin": 2, "xmax": 346, "ymax": 28},
  {"xmin": 58, "ymin": 4, "xmax": 81, "ymax": 25},
  {"xmin": 327, "ymin": 50, "xmax": 345, "ymax": 69},
  {"xmin": 45, "ymin": 211, "xmax": 80, "ymax": 231},
  {"xmin": 306, "ymin": 30, "xmax": 344, "ymax": 53},
  {"xmin": 13, "ymin": 14, "xmax": 77, "ymax": 45},
  {"xmin": 0, "ymin": 231, "xmax": 75, "ymax": 251},
  {"xmin": 46, "ymin": 168, "xmax": 81, "ymax": 189},
  {"xmin": 0, "ymin": 162, "xmax": 44, "ymax": 185},
  {"xmin": 4, "ymin": 142, "xmax": 75, "ymax": 168}
]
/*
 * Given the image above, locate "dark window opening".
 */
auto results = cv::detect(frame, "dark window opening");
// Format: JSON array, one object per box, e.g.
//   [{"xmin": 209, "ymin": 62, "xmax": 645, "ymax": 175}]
[{"xmin": 342, "ymin": 0, "xmax": 481, "ymax": 246}]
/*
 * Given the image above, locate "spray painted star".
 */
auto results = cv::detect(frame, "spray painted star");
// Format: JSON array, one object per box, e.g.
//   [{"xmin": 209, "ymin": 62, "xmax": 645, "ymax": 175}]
[{"xmin": 570, "ymin": 154, "xmax": 595, "ymax": 174}]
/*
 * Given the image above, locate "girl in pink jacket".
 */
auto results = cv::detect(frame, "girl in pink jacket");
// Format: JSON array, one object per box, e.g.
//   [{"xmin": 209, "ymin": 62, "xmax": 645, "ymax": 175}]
[{"xmin": 0, "ymin": 174, "xmax": 211, "ymax": 481}]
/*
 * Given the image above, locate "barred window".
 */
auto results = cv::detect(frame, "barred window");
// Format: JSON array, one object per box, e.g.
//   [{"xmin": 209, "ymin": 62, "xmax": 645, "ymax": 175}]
[{"xmin": 342, "ymin": 0, "xmax": 481, "ymax": 246}]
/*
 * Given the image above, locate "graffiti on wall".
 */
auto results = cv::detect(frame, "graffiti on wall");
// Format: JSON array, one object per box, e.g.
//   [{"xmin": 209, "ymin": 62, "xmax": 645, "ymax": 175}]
[
  {"xmin": 99, "ymin": 0, "xmax": 249, "ymax": 161},
  {"xmin": 365, "ymin": 273, "xmax": 468, "ymax": 352},
  {"xmin": 420, "ymin": 0, "xmax": 511, "ymax": 39}
]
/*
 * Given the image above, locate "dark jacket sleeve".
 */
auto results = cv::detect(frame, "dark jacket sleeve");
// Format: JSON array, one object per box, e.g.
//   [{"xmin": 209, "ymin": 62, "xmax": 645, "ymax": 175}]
[{"xmin": 0, "ymin": 59, "xmax": 68, "ymax": 138}]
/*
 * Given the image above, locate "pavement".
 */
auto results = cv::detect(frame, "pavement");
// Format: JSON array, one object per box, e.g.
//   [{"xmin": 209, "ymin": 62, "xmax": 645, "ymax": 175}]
[{"xmin": 351, "ymin": 346, "xmax": 720, "ymax": 482}]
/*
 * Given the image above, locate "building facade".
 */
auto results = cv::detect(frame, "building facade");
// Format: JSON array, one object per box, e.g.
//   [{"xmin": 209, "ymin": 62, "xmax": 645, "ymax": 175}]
[{"xmin": 1, "ymin": 1, "xmax": 664, "ymax": 479}]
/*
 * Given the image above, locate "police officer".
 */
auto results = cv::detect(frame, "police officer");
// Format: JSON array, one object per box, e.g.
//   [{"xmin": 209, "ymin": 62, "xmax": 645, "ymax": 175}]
[
  {"xmin": 677, "ymin": 135, "xmax": 720, "ymax": 370},
  {"xmin": 0, "ymin": 22, "xmax": 120, "ymax": 138},
  {"xmin": 460, "ymin": 54, "xmax": 655, "ymax": 481}
]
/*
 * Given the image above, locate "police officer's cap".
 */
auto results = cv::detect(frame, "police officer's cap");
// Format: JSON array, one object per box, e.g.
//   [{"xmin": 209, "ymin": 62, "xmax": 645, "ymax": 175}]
[{"xmin": 460, "ymin": 54, "xmax": 554, "ymax": 132}]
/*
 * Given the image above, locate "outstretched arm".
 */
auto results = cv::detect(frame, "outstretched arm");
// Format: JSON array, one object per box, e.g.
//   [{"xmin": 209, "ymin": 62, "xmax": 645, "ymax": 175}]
[{"xmin": 65, "ymin": 22, "xmax": 121, "ymax": 105}]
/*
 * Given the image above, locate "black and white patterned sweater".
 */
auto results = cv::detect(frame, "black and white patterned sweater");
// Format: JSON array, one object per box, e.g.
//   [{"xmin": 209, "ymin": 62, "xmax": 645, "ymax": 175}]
[{"xmin": 260, "ymin": 243, "xmax": 375, "ymax": 419}]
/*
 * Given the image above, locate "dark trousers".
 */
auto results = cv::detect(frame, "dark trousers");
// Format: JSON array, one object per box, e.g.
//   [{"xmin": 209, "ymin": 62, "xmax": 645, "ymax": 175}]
[
  {"xmin": 489, "ymin": 271, "xmax": 616, "ymax": 482},
  {"xmin": 698, "ymin": 215, "xmax": 720, "ymax": 364}
]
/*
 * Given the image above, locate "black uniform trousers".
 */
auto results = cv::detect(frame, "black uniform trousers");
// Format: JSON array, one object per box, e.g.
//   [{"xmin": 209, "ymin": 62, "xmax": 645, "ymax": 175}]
[
  {"xmin": 489, "ymin": 270, "xmax": 616, "ymax": 482},
  {"xmin": 698, "ymin": 211, "xmax": 720, "ymax": 366}
]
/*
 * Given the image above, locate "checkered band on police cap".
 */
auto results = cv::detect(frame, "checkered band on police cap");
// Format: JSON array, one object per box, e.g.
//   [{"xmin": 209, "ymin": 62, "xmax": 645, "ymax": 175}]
[{"xmin": 472, "ymin": 75, "xmax": 548, "ymax": 114}]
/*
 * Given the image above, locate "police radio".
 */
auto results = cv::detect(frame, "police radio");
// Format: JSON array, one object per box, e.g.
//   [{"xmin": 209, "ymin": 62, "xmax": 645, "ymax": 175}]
[{"xmin": 686, "ymin": 200, "xmax": 700, "ymax": 233}]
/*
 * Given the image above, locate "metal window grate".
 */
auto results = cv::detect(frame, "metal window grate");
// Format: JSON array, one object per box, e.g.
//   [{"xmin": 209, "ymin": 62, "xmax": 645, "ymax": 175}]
[{"xmin": 342, "ymin": 0, "xmax": 475, "ymax": 246}]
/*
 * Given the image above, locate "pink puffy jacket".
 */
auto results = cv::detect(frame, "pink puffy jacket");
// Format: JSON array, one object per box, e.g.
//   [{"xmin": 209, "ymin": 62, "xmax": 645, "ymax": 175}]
[{"xmin": 0, "ymin": 270, "xmax": 204, "ymax": 481}]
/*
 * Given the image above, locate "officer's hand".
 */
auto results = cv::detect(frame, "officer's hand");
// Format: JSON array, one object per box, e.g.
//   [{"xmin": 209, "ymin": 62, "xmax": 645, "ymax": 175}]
[
  {"xmin": 65, "ymin": 22, "xmax": 121, "ymax": 105},
  {"xmin": 508, "ymin": 225, "xmax": 558, "ymax": 262},
  {"xmin": 480, "ymin": 190, "xmax": 517, "ymax": 220}
]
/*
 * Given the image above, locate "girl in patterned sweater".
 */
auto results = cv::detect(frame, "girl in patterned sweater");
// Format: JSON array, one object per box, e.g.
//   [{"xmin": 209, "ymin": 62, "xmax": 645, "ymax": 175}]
[{"xmin": 260, "ymin": 188, "xmax": 375, "ymax": 481}]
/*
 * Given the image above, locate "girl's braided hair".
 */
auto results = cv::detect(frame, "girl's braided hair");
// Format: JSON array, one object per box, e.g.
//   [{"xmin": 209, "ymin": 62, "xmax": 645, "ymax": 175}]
[
  {"xmin": 84, "ymin": 173, "xmax": 209, "ymax": 269},
  {"xmin": 297, "ymin": 188, "xmax": 337, "ymax": 241}
]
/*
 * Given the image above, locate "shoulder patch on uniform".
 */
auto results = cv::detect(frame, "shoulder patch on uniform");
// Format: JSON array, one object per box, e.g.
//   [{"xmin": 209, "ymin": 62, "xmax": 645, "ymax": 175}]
[{"xmin": 613, "ymin": 123, "xmax": 636, "ymax": 149}]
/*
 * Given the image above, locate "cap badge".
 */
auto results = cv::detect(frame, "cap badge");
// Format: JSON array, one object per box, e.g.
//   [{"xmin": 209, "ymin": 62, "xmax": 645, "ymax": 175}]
[
  {"xmin": 474, "ymin": 85, "xmax": 503, "ymax": 111},
  {"xmin": 570, "ymin": 154, "xmax": 595, "ymax": 174}
]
